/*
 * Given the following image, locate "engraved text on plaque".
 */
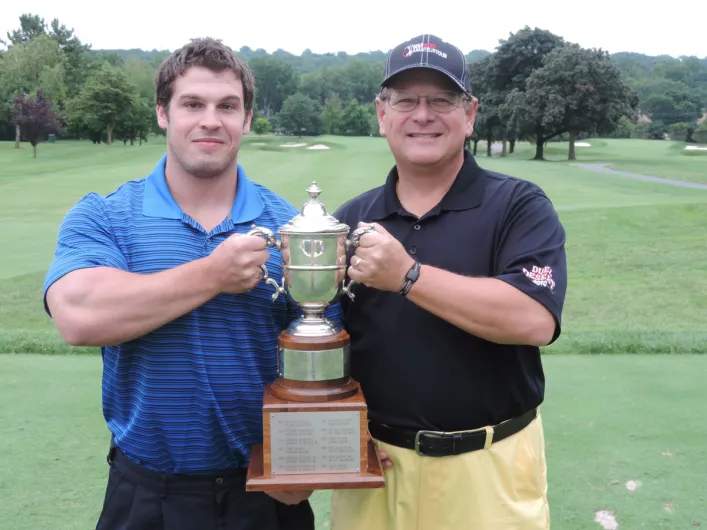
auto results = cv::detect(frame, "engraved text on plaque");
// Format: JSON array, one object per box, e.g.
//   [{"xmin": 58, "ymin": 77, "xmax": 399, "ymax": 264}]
[{"xmin": 270, "ymin": 411, "xmax": 360, "ymax": 475}]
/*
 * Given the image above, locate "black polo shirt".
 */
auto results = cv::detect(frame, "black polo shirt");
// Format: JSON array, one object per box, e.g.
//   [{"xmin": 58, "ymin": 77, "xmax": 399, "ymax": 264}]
[{"xmin": 333, "ymin": 149, "xmax": 567, "ymax": 432}]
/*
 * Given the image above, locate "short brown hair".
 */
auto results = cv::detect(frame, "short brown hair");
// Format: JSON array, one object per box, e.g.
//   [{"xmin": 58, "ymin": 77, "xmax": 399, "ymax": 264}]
[{"xmin": 155, "ymin": 37, "xmax": 255, "ymax": 113}]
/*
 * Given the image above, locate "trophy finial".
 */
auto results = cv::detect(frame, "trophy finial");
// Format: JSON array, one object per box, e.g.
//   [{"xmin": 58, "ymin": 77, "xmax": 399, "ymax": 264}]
[{"xmin": 306, "ymin": 181, "xmax": 321, "ymax": 200}]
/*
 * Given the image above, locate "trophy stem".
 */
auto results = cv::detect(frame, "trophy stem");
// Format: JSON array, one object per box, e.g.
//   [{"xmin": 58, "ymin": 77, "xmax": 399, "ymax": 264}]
[
  {"xmin": 271, "ymin": 328, "xmax": 357, "ymax": 402},
  {"xmin": 286, "ymin": 308, "xmax": 341, "ymax": 337}
]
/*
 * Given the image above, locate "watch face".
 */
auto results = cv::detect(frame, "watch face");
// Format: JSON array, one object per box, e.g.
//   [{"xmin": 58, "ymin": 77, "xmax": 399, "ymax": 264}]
[{"xmin": 407, "ymin": 262, "xmax": 420, "ymax": 281}]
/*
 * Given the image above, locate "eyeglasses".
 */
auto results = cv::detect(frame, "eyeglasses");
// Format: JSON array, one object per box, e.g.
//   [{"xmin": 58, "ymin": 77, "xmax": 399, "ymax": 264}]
[{"xmin": 385, "ymin": 89, "xmax": 468, "ymax": 113}]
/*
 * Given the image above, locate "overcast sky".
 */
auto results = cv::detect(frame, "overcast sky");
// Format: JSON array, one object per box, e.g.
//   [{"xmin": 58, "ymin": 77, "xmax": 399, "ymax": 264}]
[{"xmin": 3, "ymin": 0, "xmax": 705, "ymax": 59}]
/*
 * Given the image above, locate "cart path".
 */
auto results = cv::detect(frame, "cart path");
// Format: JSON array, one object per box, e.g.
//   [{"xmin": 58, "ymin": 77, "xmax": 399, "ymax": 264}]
[{"xmin": 572, "ymin": 163, "xmax": 707, "ymax": 190}]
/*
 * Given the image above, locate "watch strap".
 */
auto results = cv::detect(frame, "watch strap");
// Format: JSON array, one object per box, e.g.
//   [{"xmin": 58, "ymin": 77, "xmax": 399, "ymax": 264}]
[{"xmin": 400, "ymin": 261, "xmax": 421, "ymax": 296}]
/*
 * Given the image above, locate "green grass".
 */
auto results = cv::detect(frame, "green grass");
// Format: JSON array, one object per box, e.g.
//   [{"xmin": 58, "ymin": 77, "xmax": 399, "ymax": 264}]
[
  {"xmin": 1, "ymin": 136, "xmax": 706, "ymax": 529},
  {"xmin": 1, "ymin": 135, "xmax": 706, "ymax": 354},
  {"xmin": 1, "ymin": 354, "xmax": 704, "ymax": 529}
]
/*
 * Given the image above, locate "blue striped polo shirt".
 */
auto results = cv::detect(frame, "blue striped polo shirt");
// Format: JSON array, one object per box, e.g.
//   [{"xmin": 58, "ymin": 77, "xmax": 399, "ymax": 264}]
[{"xmin": 43, "ymin": 154, "xmax": 341, "ymax": 474}]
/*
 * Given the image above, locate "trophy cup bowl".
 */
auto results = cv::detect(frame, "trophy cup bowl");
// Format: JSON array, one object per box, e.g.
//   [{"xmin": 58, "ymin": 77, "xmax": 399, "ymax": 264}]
[{"xmin": 245, "ymin": 182, "xmax": 386, "ymax": 492}]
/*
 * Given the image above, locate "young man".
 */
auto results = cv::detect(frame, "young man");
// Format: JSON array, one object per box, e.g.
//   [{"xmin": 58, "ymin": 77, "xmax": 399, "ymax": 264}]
[
  {"xmin": 43, "ymin": 38, "xmax": 316, "ymax": 530},
  {"xmin": 330, "ymin": 34, "xmax": 568, "ymax": 529}
]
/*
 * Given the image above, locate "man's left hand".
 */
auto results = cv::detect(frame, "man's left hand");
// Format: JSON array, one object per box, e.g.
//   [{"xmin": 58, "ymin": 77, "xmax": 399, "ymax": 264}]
[{"xmin": 348, "ymin": 222, "xmax": 414, "ymax": 293}]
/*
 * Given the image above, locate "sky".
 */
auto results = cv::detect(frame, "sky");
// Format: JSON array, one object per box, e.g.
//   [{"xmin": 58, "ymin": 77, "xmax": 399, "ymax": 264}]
[{"xmin": 2, "ymin": 0, "xmax": 705, "ymax": 59}]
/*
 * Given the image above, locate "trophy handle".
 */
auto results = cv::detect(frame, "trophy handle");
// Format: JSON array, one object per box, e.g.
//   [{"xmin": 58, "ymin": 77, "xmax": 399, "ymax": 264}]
[
  {"xmin": 344, "ymin": 225, "xmax": 376, "ymax": 252},
  {"xmin": 257, "ymin": 265, "xmax": 286, "ymax": 301},
  {"xmin": 248, "ymin": 224, "xmax": 284, "ymax": 301},
  {"xmin": 342, "ymin": 225, "xmax": 377, "ymax": 301},
  {"xmin": 341, "ymin": 278, "xmax": 357, "ymax": 301},
  {"xmin": 247, "ymin": 225, "xmax": 281, "ymax": 250}
]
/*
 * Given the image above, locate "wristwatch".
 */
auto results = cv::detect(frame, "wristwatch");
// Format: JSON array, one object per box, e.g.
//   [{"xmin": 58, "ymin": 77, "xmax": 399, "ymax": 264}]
[{"xmin": 400, "ymin": 261, "xmax": 421, "ymax": 296}]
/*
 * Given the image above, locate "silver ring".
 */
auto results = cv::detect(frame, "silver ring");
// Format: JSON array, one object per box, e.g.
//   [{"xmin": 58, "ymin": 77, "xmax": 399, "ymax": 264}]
[{"xmin": 259, "ymin": 264, "xmax": 268, "ymax": 280}]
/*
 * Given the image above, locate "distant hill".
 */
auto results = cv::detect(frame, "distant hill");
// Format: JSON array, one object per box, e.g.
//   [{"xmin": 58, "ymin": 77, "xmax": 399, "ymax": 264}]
[
  {"xmin": 91, "ymin": 46, "xmax": 704, "ymax": 73},
  {"xmin": 90, "ymin": 46, "xmax": 493, "ymax": 74},
  {"xmin": 86, "ymin": 46, "xmax": 706, "ymax": 127}
]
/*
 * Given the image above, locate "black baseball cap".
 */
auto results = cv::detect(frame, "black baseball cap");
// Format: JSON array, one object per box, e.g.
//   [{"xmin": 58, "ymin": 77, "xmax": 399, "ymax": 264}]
[{"xmin": 381, "ymin": 34, "xmax": 472, "ymax": 95}]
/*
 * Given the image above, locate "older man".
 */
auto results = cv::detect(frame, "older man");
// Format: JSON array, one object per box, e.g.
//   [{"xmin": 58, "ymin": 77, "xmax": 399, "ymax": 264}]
[{"xmin": 330, "ymin": 34, "xmax": 567, "ymax": 530}]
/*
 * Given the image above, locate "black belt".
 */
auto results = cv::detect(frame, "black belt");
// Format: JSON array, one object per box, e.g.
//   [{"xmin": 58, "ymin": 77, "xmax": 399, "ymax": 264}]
[{"xmin": 368, "ymin": 408, "xmax": 537, "ymax": 457}]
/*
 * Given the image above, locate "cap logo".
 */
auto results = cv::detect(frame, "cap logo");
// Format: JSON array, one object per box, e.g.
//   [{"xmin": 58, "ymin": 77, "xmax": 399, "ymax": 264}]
[{"xmin": 402, "ymin": 42, "xmax": 448, "ymax": 59}]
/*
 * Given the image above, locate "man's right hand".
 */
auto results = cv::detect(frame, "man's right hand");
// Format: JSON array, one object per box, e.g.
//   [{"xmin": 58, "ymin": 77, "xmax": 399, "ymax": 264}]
[
  {"xmin": 266, "ymin": 490, "xmax": 313, "ymax": 505},
  {"xmin": 208, "ymin": 233, "xmax": 271, "ymax": 295}
]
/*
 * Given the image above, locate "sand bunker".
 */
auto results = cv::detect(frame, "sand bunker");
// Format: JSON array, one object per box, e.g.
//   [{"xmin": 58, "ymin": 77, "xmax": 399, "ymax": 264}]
[
  {"xmin": 250, "ymin": 142, "xmax": 266, "ymax": 146},
  {"xmin": 594, "ymin": 511, "xmax": 618, "ymax": 530},
  {"xmin": 575, "ymin": 142, "xmax": 591, "ymax": 147},
  {"xmin": 684, "ymin": 145, "xmax": 707, "ymax": 151},
  {"xmin": 307, "ymin": 144, "xmax": 330, "ymax": 150},
  {"xmin": 280, "ymin": 142, "xmax": 307, "ymax": 147}
]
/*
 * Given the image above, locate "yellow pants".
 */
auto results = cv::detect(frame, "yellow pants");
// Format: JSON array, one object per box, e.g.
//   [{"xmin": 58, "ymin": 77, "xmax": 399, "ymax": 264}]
[{"xmin": 331, "ymin": 413, "xmax": 550, "ymax": 530}]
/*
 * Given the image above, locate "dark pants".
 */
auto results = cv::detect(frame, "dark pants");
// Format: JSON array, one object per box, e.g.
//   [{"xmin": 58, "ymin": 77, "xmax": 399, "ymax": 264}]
[{"xmin": 96, "ymin": 447, "xmax": 315, "ymax": 530}]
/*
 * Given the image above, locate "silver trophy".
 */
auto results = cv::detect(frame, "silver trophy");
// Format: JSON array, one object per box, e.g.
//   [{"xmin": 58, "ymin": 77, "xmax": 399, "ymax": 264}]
[
  {"xmin": 245, "ymin": 182, "xmax": 385, "ymax": 491},
  {"xmin": 247, "ymin": 181, "xmax": 373, "ymax": 393}
]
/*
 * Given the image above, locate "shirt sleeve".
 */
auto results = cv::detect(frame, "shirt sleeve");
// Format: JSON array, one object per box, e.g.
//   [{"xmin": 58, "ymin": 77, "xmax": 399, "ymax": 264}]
[
  {"xmin": 324, "ymin": 301, "xmax": 344, "ymax": 328},
  {"xmin": 494, "ymin": 189, "xmax": 567, "ymax": 344},
  {"xmin": 43, "ymin": 193, "xmax": 129, "ymax": 316}
]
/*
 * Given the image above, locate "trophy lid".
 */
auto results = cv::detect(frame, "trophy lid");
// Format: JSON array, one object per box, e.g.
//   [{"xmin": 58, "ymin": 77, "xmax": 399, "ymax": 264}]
[{"xmin": 280, "ymin": 181, "xmax": 350, "ymax": 234}]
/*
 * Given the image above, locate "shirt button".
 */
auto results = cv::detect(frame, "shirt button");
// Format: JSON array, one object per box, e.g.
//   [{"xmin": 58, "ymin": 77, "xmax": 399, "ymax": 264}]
[
  {"xmin": 215, "ymin": 477, "xmax": 223, "ymax": 485},
  {"xmin": 413, "ymin": 224, "xmax": 421, "ymax": 230},
  {"xmin": 410, "ymin": 246, "xmax": 417, "ymax": 254}
]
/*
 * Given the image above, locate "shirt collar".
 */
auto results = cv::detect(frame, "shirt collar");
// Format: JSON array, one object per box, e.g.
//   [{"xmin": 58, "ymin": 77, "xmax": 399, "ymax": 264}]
[
  {"xmin": 367, "ymin": 149, "xmax": 486, "ymax": 221},
  {"xmin": 142, "ymin": 154, "xmax": 264, "ymax": 223}
]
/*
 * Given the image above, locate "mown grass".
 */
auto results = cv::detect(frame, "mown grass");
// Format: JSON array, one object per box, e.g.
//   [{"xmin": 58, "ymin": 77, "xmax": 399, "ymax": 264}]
[
  {"xmin": 1, "ymin": 135, "xmax": 705, "ymax": 530},
  {"xmin": 1, "ymin": 135, "xmax": 706, "ymax": 354},
  {"xmin": 1, "ymin": 354, "xmax": 704, "ymax": 530}
]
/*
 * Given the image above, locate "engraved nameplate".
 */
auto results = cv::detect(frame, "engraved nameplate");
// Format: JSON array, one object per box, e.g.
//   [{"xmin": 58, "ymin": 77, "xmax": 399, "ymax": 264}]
[{"xmin": 270, "ymin": 411, "xmax": 360, "ymax": 475}]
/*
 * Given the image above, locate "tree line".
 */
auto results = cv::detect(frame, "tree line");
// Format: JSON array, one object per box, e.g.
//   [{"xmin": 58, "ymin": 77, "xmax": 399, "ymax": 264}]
[{"xmin": 1, "ymin": 13, "xmax": 706, "ymax": 159}]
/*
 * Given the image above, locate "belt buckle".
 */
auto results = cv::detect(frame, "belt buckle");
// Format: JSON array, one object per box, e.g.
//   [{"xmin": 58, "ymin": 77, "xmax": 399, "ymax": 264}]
[{"xmin": 414, "ymin": 430, "xmax": 446, "ymax": 456}]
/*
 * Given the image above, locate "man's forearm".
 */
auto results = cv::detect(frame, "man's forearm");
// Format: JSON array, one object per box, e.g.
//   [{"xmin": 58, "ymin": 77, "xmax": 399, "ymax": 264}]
[
  {"xmin": 47, "ymin": 258, "xmax": 221, "ymax": 347},
  {"xmin": 406, "ymin": 265, "xmax": 556, "ymax": 346}
]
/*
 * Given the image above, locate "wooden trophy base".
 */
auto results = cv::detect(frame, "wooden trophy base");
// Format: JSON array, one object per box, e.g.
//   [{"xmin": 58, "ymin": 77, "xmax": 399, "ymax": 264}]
[{"xmin": 246, "ymin": 329, "xmax": 385, "ymax": 492}]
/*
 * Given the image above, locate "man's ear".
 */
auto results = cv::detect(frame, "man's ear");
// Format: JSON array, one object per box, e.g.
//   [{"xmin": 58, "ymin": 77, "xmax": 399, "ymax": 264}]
[
  {"xmin": 157, "ymin": 104, "xmax": 169, "ymax": 130},
  {"xmin": 465, "ymin": 97, "xmax": 478, "ymax": 138},
  {"xmin": 243, "ymin": 109, "xmax": 253, "ymax": 135},
  {"xmin": 375, "ymin": 98, "xmax": 387, "ymax": 137}
]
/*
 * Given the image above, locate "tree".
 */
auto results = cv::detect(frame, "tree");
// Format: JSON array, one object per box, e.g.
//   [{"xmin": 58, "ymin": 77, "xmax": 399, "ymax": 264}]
[
  {"xmin": 11, "ymin": 89, "xmax": 64, "ymax": 157},
  {"xmin": 121, "ymin": 56, "xmax": 156, "ymax": 102},
  {"xmin": 114, "ymin": 96, "xmax": 153, "ymax": 146},
  {"xmin": 340, "ymin": 60, "xmax": 384, "ymax": 104},
  {"xmin": 341, "ymin": 99, "xmax": 371, "ymax": 136},
  {"xmin": 516, "ymin": 44, "xmax": 639, "ymax": 160},
  {"xmin": 249, "ymin": 56, "xmax": 298, "ymax": 117},
  {"xmin": 322, "ymin": 94, "xmax": 344, "ymax": 134},
  {"xmin": 693, "ymin": 121, "xmax": 707, "ymax": 144},
  {"xmin": 251, "ymin": 116, "xmax": 272, "ymax": 135},
  {"xmin": 69, "ymin": 63, "xmax": 138, "ymax": 144},
  {"xmin": 485, "ymin": 27, "xmax": 566, "ymax": 156},
  {"xmin": 668, "ymin": 122, "xmax": 690, "ymax": 142},
  {"xmin": 2, "ymin": 13, "xmax": 46, "ymax": 46},
  {"xmin": 0, "ymin": 34, "xmax": 66, "ymax": 148},
  {"xmin": 277, "ymin": 93, "xmax": 323, "ymax": 136},
  {"xmin": 605, "ymin": 116, "xmax": 635, "ymax": 138},
  {"xmin": 47, "ymin": 18, "xmax": 93, "ymax": 100},
  {"xmin": 2, "ymin": 14, "xmax": 92, "ymax": 101},
  {"xmin": 489, "ymin": 27, "xmax": 566, "ymax": 92},
  {"xmin": 469, "ymin": 57, "xmax": 502, "ymax": 157},
  {"xmin": 641, "ymin": 89, "xmax": 702, "ymax": 130}
]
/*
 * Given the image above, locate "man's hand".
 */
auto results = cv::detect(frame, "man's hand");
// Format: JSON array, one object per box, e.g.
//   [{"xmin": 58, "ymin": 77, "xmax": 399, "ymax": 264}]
[
  {"xmin": 207, "ymin": 233, "xmax": 271, "ymax": 295},
  {"xmin": 372, "ymin": 434, "xmax": 393, "ymax": 470},
  {"xmin": 348, "ymin": 222, "xmax": 414, "ymax": 293},
  {"xmin": 266, "ymin": 490, "xmax": 314, "ymax": 505}
]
